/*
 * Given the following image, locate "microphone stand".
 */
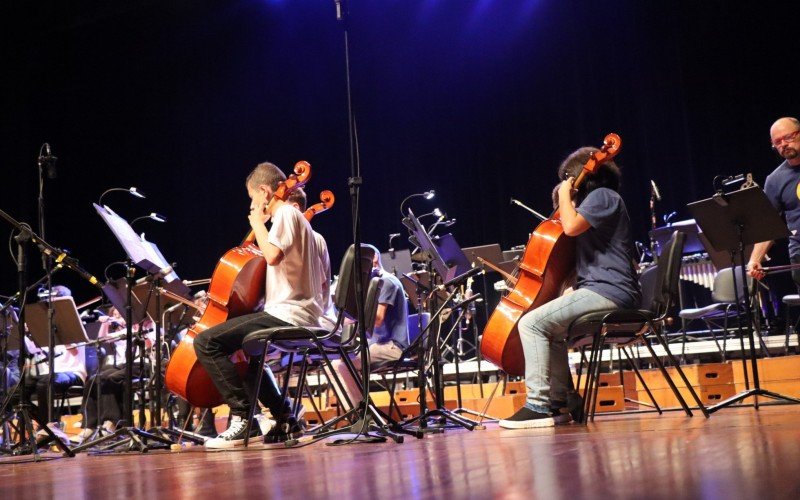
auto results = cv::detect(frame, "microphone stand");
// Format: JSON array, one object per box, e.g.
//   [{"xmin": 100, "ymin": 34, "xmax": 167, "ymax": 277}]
[
  {"xmin": 321, "ymin": 0, "xmax": 404, "ymax": 445},
  {"xmin": 0, "ymin": 227, "xmax": 74, "ymax": 458}
]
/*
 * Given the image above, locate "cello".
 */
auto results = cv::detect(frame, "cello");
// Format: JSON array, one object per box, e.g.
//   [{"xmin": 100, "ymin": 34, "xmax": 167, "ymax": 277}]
[
  {"xmin": 304, "ymin": 190, "xmax": 335, "ymax": 221},
  {"xmin": 165, "ymin": 161, "xmax": 311, "ymax": 408},
  {"xmin": 480, "ymin": 134, "xmax": 621, "ymax": 376}
]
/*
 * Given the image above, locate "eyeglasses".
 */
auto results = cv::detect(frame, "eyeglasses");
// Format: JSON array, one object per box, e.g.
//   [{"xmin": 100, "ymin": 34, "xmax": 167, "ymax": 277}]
[{"xmin": 771, "ymin": 130, "xmax": 800, "ymax": 149}]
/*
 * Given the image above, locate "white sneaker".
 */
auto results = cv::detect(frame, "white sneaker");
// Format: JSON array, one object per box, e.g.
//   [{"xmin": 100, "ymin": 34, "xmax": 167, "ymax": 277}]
[
  {"xmin": 102, "ymin": 420, "xmax": 117, "ymax": 433},
  {"xmin": 70, "ymin": 428, "xmax": 95, "ymax": 444},
  {"xmin": 205, "ymin": 416, "xmax": 256, "ymax": 449},
  {"xmin": 254, "ymin": 414, "xmax": 275, "ymax": 435}
]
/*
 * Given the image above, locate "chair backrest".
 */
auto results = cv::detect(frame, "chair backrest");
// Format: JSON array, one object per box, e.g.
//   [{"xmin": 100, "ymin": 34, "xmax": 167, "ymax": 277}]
[
  {"xmin": 362, "ymin": 277, "xmax": 383, "ymax": 336},
  {"xmin": 648, "ymin": 231, "xmax": 686, "ymax": 316},
  {"xmin": 339, "ymin": 276, "xmax": 383, "ymax": 345},
  {"xmin": 711, "ymin": 266, "xmax": 752, "ymax": 304},
  {"xmin": 638, "ymin": 264, "xmax": 659, "ymax": 310},
  {"xmin": 407, "ymin": 312, "xmax": 430, "ymax": 345},
  {"xmin": 333, "ymin": 244, "xmax": 376, "ymax": 321}
]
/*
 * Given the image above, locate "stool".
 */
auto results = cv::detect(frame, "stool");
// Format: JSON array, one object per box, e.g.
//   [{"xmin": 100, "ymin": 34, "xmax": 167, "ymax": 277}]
[{"xmin": 782, "ymin": 294, "xmax": 800, "ymax": 354}]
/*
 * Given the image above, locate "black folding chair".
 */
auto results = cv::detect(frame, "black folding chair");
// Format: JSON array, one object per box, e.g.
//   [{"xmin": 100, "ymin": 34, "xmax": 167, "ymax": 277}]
[
  {"xmin": 239, "ymin": 244, "xmax": 384, "ymax": 446},
  {"xmin": 568, "ymin": 231, "xmax": 710, "ymax": 422}
]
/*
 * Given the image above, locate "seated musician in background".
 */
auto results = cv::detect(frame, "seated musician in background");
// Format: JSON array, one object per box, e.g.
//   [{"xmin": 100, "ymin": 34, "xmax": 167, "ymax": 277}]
[
  {"xmin": 75, "ymin": 306, "xmax": 154, "ymax": 442},
  {"xmin": 328, "ymin": 245, "xmax": 409, "ymax": 411},
  {"xmin": 499, "ymin": 147, "xmax": 641, "ymax": 429},
  {"xmin": 748, "ymin": 117, "xmax": 800, "ymax": 287},
  {"xmin": 194, "ymin": 162, "xmax": 323, "ymax": 449},
  {"xmin": 23, "ymin": 285, "xmax": 86, "ymax": 443}
]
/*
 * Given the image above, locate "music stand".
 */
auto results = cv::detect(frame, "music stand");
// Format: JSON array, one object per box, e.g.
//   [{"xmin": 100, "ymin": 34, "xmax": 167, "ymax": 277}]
[
  {"xmin": 400, "ymin": 208, "xmax": 476, "ymax": 432},
  {"xmin": 74, "ymin": 205, "xmax": 175, "ymax": 453},
  {"xmin": 404, "ymin": 208, "xmax": 458, "ymax": 283},
  {"xmin": 25, "ymin": 297, "xmax": 89, "ymax": 349},
  {"xmin": 381, "ymin": 249, "xmax": 413, "ymax": 277},
  {"xmin": 688, "ymin": 186, "xmax": 800, "ymax": 412},
  {"xmin": 434, "ymin": 234, "xmax": 471, "ymax": 277}
]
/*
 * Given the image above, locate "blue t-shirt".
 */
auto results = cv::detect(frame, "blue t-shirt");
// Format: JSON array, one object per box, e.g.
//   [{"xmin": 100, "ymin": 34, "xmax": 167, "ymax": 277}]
[
  {"xmin": 370, "ymin": 270, "xmax": 409, "ymax": 348},
  {"xmin": 764, "ymin": 161, "xmax": 800, "ymax": 257},
  {"xmin": 574, "ymin": 188, "xmax": 642, "ymax": 309}
]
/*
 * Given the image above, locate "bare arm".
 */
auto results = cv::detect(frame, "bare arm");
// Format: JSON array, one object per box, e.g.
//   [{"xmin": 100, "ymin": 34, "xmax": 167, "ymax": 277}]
[
  {"xmin": 249, "ymin": 204, "xmax": 285, "ymax": 266},
  {"xmin": 747, "ymin": 240, "xmax": 774, "ymax": 279},
  {"xmin": 558, "ymin": 178, "xmax": 591, "ymax": 237},
  {"xmin": 374, "ymin": 303, "xmax": 388, "ymax": 329}
]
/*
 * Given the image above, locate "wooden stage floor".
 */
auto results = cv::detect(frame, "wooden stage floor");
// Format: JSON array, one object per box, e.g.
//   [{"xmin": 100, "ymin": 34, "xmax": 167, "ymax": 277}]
[{"xmin": 2, "ymin": 405, "xmax": 800, "ymax": 499}]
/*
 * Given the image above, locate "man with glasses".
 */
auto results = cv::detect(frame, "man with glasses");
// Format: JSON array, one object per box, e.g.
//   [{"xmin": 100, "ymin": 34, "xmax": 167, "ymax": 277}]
[{"xmin": 748, "ymin": 117, "xmax": 800, "ymax": 287}]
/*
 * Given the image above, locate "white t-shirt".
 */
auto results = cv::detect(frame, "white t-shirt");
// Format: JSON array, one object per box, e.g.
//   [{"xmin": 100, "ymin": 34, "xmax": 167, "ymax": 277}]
[
  {"xmin": 264, "ymin": 204, "xmax": 324, "ymax": 327},
  {"xmin": 314, "ymin": 231, "xmax": 338, "ymax": 330}
]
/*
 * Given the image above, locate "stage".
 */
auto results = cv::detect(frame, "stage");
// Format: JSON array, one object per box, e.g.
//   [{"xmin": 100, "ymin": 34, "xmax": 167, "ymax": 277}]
[{"xmin": 2, "ymin": 405, "xmax": 799, "ymax": 499}]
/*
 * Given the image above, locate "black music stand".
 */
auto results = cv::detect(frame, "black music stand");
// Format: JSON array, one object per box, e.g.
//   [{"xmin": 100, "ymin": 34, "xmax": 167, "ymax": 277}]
[
  {"xmin": 24, "ymin": 297, "xmax": 89, "ymax": 449},
  {"xmin": 400, "ymin": 209, "xmax": 476, "ymax": 432},
  {"xmin": 688, "ymin": 187, "xmax": 800, "ymax": 412}
]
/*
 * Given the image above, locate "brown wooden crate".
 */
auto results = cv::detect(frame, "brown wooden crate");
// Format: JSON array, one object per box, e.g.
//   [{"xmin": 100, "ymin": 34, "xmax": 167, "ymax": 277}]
[
  {"xmin": 634, "ymin": 384, "xmax": 735, "ymax": 408},
  {"xmin": 627, "ymin": 363, "xmax": 733, "ymax": 391},
  {"xmin": 730, "ymin": 355, "xmax": 800, "ymax": 384}
]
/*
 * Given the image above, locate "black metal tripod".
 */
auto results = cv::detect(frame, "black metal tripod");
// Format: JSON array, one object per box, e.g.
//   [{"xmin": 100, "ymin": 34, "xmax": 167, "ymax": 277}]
[{"xmin": 0, "ymin": 228, "xmax": 74, "ymax": 459}]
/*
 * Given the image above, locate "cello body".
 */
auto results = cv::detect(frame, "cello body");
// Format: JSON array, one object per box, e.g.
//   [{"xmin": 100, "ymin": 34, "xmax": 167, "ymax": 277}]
[
  {"xmin": 480, "ymin": 134, "xmax": 621, "ymax": 376},
  {"xmin": 480, "ymin": 220, "xmax": 575, "ymax": 376},
  {"xmin": 165, "ymin": 243, "xmax": 265, "ymax": 408}
]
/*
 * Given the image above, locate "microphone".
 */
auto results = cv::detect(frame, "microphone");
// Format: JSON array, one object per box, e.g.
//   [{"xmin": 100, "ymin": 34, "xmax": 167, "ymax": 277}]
[
  {"xmin": 650, "ymin": 180, "xmax": 662, "ymax": 202},
  {"xmin": 38, "ymin": 143, "xmax": 58, "ymax": 179},
  {"xmin": 437, "ymin": 266, "xmax": 484, "ymax": 291}
]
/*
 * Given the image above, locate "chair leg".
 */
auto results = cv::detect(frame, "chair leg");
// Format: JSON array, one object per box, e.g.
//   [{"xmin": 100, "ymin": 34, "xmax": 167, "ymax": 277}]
[
  {"xmin": 650, "ymin": 325, "xmax": 709, "ymax": 418},
  {"xmin": 621, "ymin": 346, "xmax": 662, "ymax": 414},
  {"xmin": 589, "ymin": 336, "xmax": 606, "ymax": 422},
  {"xmin": 705, "ymin": 319, "xmax": 725, "ymax": 362},
  {"xmin": 243, "ymin": 341, "xmax": 271, "ymax": 447},
  {"xmin": 292, "ymin": 354, "xmax": 311, "ymax": 418}
]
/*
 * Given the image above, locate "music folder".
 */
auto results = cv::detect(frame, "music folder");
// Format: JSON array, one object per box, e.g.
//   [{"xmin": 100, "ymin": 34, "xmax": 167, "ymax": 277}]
[{"xmin": 24, "ymin": 296, "xmax": 90, "ymax": 348}]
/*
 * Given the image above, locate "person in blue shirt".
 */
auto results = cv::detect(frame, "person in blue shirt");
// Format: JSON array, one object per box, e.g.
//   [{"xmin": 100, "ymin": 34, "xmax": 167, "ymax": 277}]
[
  {"xmin": 500, "ymin": 147, "xmax": 641, "ymax": 429},
  {"xmin": 748, "ymin": 117, "xmax": 800, "ymax": 287},
  {"xmin": 329, "ymin": 245, "xmax": 409, "ymax": 411}
]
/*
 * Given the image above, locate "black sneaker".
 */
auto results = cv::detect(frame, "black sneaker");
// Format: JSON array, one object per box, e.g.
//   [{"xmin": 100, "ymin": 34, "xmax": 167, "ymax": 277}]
[
  {"xmin": 263, "ymin": 416, "xmax": 303, "ymax": 444},
  {"xmin": 205, "ymin": 415, "xmax": 259, "ymax": 449},
  {"xmin": 566, "ymin": 391, "xmax": 585, "ymax": 423},
  {"xmin": 550, "ymin": 405, "xmax": 573, "ymax": 425},
  {"xmin": 498, "ymin": 407, "xmax": 554, "ymax": 429}
]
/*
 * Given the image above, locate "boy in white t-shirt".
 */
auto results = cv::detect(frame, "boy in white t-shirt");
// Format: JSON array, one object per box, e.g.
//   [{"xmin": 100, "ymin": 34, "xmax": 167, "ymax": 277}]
[{"xmin": 194, "ymin": 162, "xmax": 323, "ymax": 449}]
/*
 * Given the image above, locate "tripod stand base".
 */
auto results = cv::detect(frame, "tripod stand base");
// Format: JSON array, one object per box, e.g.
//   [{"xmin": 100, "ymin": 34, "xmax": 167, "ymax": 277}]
[
  {"xmin": 72, "ymin": 426, "xmax": 174, "ymax": 454},
  {"xmin": 401, "ymin": 407, "xmax": 477, "ymax": 433},
  {"xmin": 707, "ymin": 388, "xmax": 800, "ymax": 414},
  {"xmin": 2, "ymin": 403, "xmax": 74, "ymax": 458},
  {"xmin": 300, "ymin": 401, "xmax": 411, "ymax": 446}
]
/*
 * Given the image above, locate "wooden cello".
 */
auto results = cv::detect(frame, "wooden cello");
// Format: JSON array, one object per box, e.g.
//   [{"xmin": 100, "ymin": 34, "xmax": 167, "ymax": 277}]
[
  {"xmin": 480, "ymin": 134, "xmax": 622, "ymax": 376},
  {"xmin": 165, "ymin": 161, "xmax": 311, "ymax": 408}
]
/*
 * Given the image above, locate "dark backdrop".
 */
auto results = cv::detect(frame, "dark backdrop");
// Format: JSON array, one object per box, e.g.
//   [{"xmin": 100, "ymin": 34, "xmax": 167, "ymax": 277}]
[{"xmin": 0, "ymin": 0, "xmax": 797, "ymax": 303}]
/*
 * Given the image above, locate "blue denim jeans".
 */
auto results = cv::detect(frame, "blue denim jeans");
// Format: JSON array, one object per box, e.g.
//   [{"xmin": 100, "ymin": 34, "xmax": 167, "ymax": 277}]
[{"xmin": 518, "ymin": 288, "xmax": 617, "ymax": 413}]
